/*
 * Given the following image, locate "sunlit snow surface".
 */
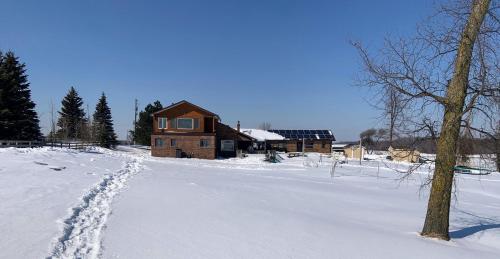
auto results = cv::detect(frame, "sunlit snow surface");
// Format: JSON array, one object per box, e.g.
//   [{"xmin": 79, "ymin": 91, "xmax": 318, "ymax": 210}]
[{"xmin": 0, "ymin": 147, "xmax": 498, "ymax": 259}]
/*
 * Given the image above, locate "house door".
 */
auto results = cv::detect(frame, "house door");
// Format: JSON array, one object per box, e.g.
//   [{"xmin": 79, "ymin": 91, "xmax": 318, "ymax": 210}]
[{"xmin": 296, "ymin": 141, "xmax": 302, "ymax": 152}]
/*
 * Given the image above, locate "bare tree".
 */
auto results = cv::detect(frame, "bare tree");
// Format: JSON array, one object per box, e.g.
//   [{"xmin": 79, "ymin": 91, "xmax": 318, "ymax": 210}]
[
  {"xmin": 353, "ymin": 0, "xmax": 498, "ymax": 240},
  {"xmin": 385, "ymin": 87, "xmax": 405, "ymax": 145},
  {"xmin": 361, "ymin": 128, "xmax": 388, "ymax": 152},
  {"xmin": 360, "ymin": 128, "xmax": 376, "ymax": 151},
  {"xmin": 258, "ymin": 122, "xmax": 272, "ymax": 130}
]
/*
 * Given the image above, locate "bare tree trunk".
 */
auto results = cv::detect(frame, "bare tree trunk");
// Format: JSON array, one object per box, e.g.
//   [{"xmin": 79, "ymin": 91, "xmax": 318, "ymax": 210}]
[
  {"xmin": 389, "ymin": 88, "xmax": 396, "ymax": 146},
  {"xmin": 421, "ymin": 0, "xmax": 490, "ymax": 240}
]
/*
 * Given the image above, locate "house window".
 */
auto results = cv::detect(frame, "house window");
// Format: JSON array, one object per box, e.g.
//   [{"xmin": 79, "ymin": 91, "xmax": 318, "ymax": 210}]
[
  {"xmin": 170, "ymin": 118, "xmax": 177, "ymax": 128},
  {"xmin": 221, "ymin": 140, "xmax": 234, "ymax": 151},
  {"xmin": 305, "ymin": 142, "xmax": 314, "ymax": 148},
  {"xmin": 193, "ymin": 118, "xmax": 199, "ymax": 129},
  {"xmin": 200, "ymin": 139, "xmax": 209, "ymax": 148},
  {"xmin": 171, "ymin": 139, "xmax": 176, "ymax": 147},
  {"xmin": 158, "ymin": 117, "xmax": 167, "ymax": 129},
  {"xmin": 154, "ymin": 138, "xmax": 163, "ymax": 147},
  {"xmin": 177, "ymin": 118, "xmax": 193, "ymax": 129}
]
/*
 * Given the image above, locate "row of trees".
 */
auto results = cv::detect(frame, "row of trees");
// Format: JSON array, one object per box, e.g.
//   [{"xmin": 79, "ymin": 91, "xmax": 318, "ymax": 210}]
[
  {"xmin": 0, "ymin": 50, "xmax": 118, "ymax": 148},
  {"xmin": 51, "ymin": 87, "xmax": 118, "ymax": 148}
]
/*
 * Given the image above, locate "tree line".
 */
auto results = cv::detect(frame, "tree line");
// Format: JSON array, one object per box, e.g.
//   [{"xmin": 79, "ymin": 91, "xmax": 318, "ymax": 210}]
[
  {"xmin": 0, "ymin": 50, "xmax": 118, "ymax": 148},
  {"xmin": 359, "ymin": 127, "xmax": 498, "ymax": 157}
]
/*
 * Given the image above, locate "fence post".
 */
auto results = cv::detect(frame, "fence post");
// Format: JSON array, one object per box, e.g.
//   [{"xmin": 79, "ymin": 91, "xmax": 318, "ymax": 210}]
[{"xmin": 377, "ymin": 161, "xmax": 380, "ymax": 179}]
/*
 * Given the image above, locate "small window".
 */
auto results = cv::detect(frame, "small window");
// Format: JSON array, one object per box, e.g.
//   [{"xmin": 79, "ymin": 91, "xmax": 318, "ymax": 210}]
[
  {"xmin": 158, "ymin": 117, "xmax": 167, "ymax": 129},
  {"xmin": 221, "ymin": 140, "xmax": 234, "ymax": 151},
  {"xmin": 193, "ymin": 118, "xmax": 199, "ymax": 129},
  {"xmin": 305, "ymin": 142, "xmax": 314, "ymax": 148},
  {"xmin": 171, "ymin": 139, "xmax": 176, "ymax": 147},
  {"xmin": 200, "ymin": 139, "xmax": 209, "ymax": 148},
  {"xmin": 177, "ymin": 118, "xmax": 193, "ymax": 129},
  {"xmin": 155, "ymin": 138, "xmax": 163, "ymax": 147}
]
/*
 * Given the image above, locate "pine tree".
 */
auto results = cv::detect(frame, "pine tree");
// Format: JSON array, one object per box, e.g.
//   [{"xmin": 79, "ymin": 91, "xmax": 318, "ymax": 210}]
[
  {"xmin": 0, "ymin": 51, "xmax": 42, "ymax": 140},
  {"xmin": 92, "ymin": 93, "xmax": 117, "ymax": 148},
  {"xmin": 57, "ymin": 87, "xmax": 86, "ymax": 139},
  {"xmin": 133, "ymin": 100, "xmax": 163, "ymax": 145}
]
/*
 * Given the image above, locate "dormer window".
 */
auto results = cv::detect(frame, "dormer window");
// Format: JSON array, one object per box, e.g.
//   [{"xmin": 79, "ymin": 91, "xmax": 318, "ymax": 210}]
[
  {"xmin": 158, "ymin": 117, "xmax": 167, "ymax": 129},
  {"xmin": 177, "ymin": 118, "xmax": 193, "ymax": 129}
]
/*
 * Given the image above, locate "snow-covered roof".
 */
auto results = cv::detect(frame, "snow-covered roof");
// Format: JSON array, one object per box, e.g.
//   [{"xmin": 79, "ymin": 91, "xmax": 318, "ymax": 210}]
[
  {"xmin": 332, "ymin": 144, "xmax": 350, "ymax": 148},
  {"xmin": 239, "ymin": 128, "xmax": 285, "ymax": 141}
]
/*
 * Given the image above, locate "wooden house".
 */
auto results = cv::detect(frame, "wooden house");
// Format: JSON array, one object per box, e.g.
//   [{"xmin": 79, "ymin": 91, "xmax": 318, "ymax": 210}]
[
  {"xmin": 151, "ymin": 100, "xmax": 254, "ymax": 159},
  {"xmin": 267, "ymin": 130, "xmax": 334, "ymax": 153}
]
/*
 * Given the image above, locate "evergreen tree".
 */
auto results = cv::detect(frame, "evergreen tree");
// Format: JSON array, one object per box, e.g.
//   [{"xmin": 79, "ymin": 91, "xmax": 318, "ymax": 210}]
[
  {"xmin": 133, "ymin": 100, "xmax": 163, "ymax": 145},
  {"xmin": 0, "ymin": 51, "xmax": 42, "ymax": 140},
  {"xmin": 57, "ymin": 87, "xmax": 87, "ymax": 139},
  {"xmin": 92, "ymin": 93, "xmax": 117, "ymax": 148}
]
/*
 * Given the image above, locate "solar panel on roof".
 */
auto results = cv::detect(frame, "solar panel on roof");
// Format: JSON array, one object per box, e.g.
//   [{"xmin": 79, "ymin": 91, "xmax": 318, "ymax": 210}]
[{"xmin": 267, "ymin": 129, "xmax": 334, "ymax": 140}]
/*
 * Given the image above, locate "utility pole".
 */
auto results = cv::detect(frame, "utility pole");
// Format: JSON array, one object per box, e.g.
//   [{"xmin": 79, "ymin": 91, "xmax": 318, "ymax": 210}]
[
  {"xmin": 50, "ymin": 99, "xmax": 55, "ymax": 145},
  {"xmin": 134, "ymin": 99, "xmax": 138, "ymax": 145}
]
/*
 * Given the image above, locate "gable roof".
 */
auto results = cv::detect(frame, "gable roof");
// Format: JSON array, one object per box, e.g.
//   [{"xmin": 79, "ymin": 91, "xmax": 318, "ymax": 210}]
[
  {"xmin": 153, "ymin": 100, "xmax": 220, "ymax": 119},
  {"xmin": 217, "ymin": 124, "xmax": 257, "ymax": 141}
]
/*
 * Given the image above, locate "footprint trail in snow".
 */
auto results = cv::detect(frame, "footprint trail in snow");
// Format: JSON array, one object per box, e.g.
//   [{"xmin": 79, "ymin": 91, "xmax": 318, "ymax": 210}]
[{"xmin": 47, "ymin": 157, "xmax": 142, "ymax": 259}]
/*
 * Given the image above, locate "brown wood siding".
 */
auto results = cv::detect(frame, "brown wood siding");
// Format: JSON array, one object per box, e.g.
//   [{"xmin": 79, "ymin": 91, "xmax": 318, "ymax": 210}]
[
  {"xmin": 270, "ymin": 140, "xmax": 331, "ymax": 153},
  {"xmin": 152, "ymin": 102, "xmax": 220, "ymax": 135}
]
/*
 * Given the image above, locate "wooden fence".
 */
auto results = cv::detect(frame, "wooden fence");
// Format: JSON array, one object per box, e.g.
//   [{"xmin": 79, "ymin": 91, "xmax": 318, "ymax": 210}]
[{"xmin": 0, "ymin": 140, "xmax": 99, "ymax": 149}]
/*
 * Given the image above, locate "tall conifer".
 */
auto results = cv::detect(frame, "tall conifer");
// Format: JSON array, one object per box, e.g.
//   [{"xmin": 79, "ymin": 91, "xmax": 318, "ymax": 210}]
[
  {"xmin": 0, "ymin": 51, "xmax": 42, "ymax": 140},
  {"xmin": 133, "ymin": 101, "xmax": 162, "ymax": 145},
  {"xmin": 57, "ymin": 87, "xmax": 86, "ymax": 139},
  {"xmin": 92, "ymin": 93, "xmax": 117, "ymax": 148}
]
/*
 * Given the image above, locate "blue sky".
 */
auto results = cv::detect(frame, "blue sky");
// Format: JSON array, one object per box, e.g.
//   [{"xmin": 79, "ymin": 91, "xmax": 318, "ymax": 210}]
[{"xmin": 0, "ymin": 0, "xmax": 434, "ymax": 141}]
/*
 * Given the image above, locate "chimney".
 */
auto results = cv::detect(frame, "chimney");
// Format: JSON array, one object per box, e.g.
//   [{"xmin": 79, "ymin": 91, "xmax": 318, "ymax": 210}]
[{"xmin": 237, "ymin": 121, "xmax": 240, "ymax": 132}]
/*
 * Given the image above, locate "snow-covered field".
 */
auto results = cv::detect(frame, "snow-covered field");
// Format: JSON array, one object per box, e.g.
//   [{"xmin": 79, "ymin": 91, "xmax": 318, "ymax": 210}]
[{"xmin": 0, "ymin": 147, "xmax": 499, "ymax": 258}]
